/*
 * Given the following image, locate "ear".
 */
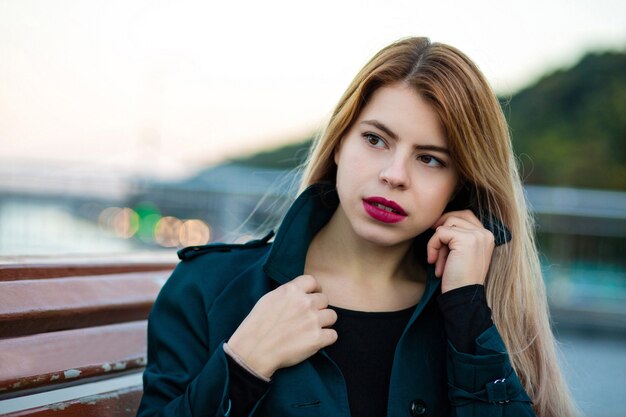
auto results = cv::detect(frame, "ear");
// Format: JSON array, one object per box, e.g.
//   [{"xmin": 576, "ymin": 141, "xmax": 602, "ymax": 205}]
[{"xmin": 333, "ymin": 140, "xmax": 343, "ymax": 165}]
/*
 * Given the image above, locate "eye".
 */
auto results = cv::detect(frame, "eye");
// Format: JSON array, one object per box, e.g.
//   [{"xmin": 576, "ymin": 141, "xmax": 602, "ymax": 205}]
[
  {"xmin": 417, "ymin": 154, "xmax": 445, "ymax": 167},
  {"xmin": 363, "ymin": 133, "xmax": 386, "ymax": 148}
]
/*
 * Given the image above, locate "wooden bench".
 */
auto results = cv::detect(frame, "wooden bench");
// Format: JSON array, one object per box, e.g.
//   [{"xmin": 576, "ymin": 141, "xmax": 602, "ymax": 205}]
[{"xmin": 0, "ymin": 255, "xmax": 176, "ymax": 416}]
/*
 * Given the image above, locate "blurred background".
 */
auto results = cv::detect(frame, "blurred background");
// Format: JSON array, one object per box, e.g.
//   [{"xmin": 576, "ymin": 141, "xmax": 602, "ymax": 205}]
[{"xmin": 0, "ymin": 0, "xmax": 624, "ymax": 415}]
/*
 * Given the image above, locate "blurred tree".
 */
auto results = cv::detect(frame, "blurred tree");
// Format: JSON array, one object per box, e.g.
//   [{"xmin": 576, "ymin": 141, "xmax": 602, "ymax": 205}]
[
  {"xmin": 505, "ymin": 50, "xmax": 626, "ymax": 190},
  {"xmin": 229, "ymin": 137, "xmax": 313, "ymax": 170}
]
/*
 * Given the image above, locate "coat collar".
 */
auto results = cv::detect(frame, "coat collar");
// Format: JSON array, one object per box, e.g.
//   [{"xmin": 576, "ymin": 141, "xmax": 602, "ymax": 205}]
[{"xmin": 262, "ymin": 182, "xmax": 339, "ymax": 284}]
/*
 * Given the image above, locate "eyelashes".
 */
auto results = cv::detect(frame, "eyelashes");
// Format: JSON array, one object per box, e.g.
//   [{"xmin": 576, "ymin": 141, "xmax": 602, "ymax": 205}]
[
  {"xmin": 417, "ymin": 154, "xmax": 445, "ymax": 168},
  {"xmin": 361, "ymin": 132, "xmax": 447, "ymax": 168}
]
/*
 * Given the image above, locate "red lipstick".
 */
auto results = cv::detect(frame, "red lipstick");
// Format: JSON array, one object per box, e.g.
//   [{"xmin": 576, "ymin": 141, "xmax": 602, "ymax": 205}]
[{"xmin": 362, "ymin": 197, "xmax": 407, "ymax": 223}]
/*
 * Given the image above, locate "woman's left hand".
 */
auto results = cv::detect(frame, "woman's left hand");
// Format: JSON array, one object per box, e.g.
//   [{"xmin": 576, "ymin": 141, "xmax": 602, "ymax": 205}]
[{"xmin": 427, "ymin": 210, "xmax": 495, "ymax": 293}]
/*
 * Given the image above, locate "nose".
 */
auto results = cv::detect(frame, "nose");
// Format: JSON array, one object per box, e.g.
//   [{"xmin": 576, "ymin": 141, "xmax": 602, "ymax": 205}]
[{"xmin": 379, "ymin": 155, "xmax": 410, "ymax": 189}]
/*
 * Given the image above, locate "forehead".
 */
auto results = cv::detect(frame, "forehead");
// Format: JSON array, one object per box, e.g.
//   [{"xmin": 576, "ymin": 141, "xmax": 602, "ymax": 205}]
[{"xmin": 358, "ymin": 83, "xmax": 446, "ymax": 147}]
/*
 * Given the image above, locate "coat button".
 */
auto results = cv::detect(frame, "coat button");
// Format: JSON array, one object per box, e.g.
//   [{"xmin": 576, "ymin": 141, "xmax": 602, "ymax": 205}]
[{"xmin": 410, "ymin": 399, "xmax": 427, "ymax": 416}]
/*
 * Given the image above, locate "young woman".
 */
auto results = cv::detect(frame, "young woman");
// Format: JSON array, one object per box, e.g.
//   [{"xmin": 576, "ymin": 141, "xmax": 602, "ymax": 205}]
[{"xmin": 137, "ymin": 37, "xmax": 577, "ymax": 417}]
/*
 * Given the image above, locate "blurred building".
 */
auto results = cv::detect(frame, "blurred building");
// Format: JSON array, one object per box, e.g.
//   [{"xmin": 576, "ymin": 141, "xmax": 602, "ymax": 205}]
[{"xmin": 124, "ymin": 163, "xmax": 299, "ymax": 244}]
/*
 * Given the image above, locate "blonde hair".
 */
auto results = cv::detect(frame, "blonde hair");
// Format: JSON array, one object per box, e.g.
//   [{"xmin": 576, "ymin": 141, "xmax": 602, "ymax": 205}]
[{"xmin": 300, "ymin": 37, "xmax": 577, "ymax": 417}]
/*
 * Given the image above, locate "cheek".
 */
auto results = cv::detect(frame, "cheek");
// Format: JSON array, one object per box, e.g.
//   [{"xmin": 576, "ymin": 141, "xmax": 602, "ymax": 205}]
[
  {"xmin": 445, "ymin": 182, "xmax": 459, "ymax": 203},
  {"xmin": 438, "ymin": 172, "xmax": 460, "ymax": 203},
  {"xmin": 415, "ymin": 176, "xmax": 458, "ymax": 215},
  {"xmin": 335, "ymin": 140, "xmax": 364, "ymax": 176},
  {"xmin": 423, "ymin": 176, "xmax": 457, "ymax": 199}
]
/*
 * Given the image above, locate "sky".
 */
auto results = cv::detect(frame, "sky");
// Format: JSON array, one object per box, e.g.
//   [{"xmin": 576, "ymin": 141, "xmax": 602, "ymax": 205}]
[{"xmin": 0, "ymin": 0, "xmax": 625, "ymax": 179}]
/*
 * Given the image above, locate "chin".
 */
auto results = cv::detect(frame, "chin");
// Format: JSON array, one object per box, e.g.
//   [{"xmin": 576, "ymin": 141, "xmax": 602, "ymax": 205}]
[{"xmin": 353, "ymin": 222, "xmax": 415, "ymax": 248}]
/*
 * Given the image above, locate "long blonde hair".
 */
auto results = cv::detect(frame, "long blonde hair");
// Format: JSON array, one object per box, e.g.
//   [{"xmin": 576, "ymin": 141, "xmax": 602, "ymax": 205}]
[{"xmin": 300, "ymin": 37, "xmax": 577, "ymax": 417}]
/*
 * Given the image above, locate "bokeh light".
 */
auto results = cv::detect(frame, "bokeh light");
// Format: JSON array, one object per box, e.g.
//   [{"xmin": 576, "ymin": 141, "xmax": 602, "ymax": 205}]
[
  {"xmin": 154, "ymin": 216, "xmax": 183, "ymax": 247},
  {"xmin": 179, "ymin": 219, "xmax": 210, "ymax": 247},
  {"xmin": 97, "ymin": 207, "xmax": 140, "ymax": 239},
  {"xmin": 133, "ymin": 202, "xmax": 162, "ymax": 243},
  {"xmin": 112, "ymin": 207, "xmax": 139, "ymax": 238}
]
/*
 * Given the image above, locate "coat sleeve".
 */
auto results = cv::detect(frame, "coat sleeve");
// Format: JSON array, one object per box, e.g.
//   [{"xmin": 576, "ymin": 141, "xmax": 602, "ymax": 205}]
[
  {"xmin": 446, "ymin": 325, "xmax": 535, "ymax": 417},
  {"xmin": 136, "ymin": 261, "xmax": 265, "ymax": 417}
]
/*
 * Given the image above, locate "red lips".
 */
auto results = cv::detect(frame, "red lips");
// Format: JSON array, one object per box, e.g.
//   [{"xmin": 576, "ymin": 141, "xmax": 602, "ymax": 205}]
[{"xmin": 362, "ymin": 197, "xmax": 407, "ymax": 223}]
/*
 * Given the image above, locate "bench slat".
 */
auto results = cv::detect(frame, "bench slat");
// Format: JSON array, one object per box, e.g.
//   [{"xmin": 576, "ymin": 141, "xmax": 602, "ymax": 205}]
[
  {"xmin": 0, "ymin": 272, "xmax": 167, "ymax": 337},
  {"xmin": 0, "ymin": 257, "xmax": 176, "ymax": 281},
  {"xmin": 0, "ymin": 321, "xmax": 147, "ymax": 396},
  {"xmin": 1, "ymin": 385, "xmax": 143, "ymax": 417},
  {"xmin": 0, "ymin": 257, "xmax": 174, "ymax": 415},
  {"xmin": 0, "ymin": 256, "xmax": 176, "ymax": 281}
]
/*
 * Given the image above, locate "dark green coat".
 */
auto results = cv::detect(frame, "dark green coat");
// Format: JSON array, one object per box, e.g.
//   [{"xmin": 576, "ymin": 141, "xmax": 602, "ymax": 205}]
[{"xmin": 137, "ymin": 184, "xmax": 534, "ymax": 417}]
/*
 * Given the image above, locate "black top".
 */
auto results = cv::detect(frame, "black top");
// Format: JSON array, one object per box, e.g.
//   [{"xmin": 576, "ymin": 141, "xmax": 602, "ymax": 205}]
[
  {"xmin": 226, "ymin": 284, "xmax": 492, "ymax": 417},
  {"xmin": 325, "ymin": 304, "xmax": 415, "ymax": 417}
]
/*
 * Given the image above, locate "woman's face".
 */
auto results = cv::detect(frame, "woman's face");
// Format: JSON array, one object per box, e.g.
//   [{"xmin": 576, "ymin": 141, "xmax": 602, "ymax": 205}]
[{"xmin": 333, "ymin": 82, "xmax": 459, "ymax": 247}]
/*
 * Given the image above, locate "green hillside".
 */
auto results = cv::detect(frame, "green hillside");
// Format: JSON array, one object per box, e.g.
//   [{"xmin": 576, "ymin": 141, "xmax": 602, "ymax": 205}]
[
  {"xmin": 505, "ymin": 50, "xmax": 626, "ymax": 190},
  {"xmin": 232, "ymin": 50, "xmax": 626, "ymax": 190}
]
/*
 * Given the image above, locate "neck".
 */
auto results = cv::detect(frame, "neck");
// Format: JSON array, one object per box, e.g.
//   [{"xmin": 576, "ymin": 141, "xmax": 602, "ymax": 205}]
[
  {"xmin": 305, "ymin": 207, "xmax": 426, "ymax": 311},
  {"xmin": 306, "ymin": 208, "xmax": 419, "ymax": 286}
]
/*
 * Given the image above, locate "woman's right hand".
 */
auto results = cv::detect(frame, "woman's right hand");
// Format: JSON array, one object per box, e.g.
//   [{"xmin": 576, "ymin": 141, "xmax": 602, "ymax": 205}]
[{"xmin": 226, "ymin": 274, "xmax": 338, "ymax": 379}]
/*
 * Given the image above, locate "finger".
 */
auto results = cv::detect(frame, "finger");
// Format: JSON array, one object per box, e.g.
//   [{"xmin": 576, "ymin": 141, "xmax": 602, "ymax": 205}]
[
  {"xmin": 427, "ymin": 226, "xmax": 451, "ymax": 263},
  {"xmin": 435, "ymin": 246, "xmax": 449, "ymax": 278},
  {"xmin": 433, "ymin": 210, "xmax": 482, "ymax": 228},
  {"xmin": 308, "ymin": 292, "xmax": 330, "ymax": 310},
  {"xmin": 318, "ymin": 308, "xmax": 338, "ymax": 328},
  {"xmin": 434, "ymin": 213, "xmax": 481, "ymax": 230},
  {"xmin": 291, "ymin": 274, "xmax": 322, "ymax": 293},
  {"xmin": 439, "ymin": 216, "xmax": 477, "ymax": 231},
  {"xmin": 318, "ymin": 328, "xmax": 338, "ymax": 348}
]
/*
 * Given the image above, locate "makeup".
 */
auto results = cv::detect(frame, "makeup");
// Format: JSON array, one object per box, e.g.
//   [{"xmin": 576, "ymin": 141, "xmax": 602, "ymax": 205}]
[{"xmin": 362, "ymin": 197, "xmax": 407, "ymax": 223}]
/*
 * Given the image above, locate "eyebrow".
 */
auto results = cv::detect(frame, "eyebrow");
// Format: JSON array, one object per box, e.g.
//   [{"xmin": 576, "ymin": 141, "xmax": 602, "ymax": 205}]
[{"xmin": 360, "ymin": 119, "xmax": 450, "ymax": 155}]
